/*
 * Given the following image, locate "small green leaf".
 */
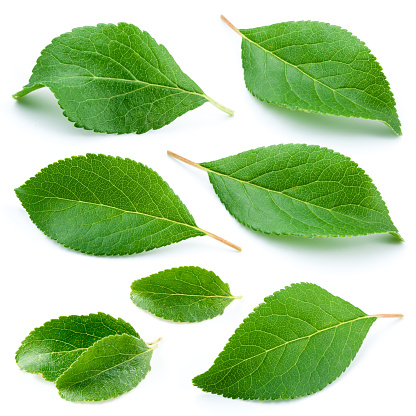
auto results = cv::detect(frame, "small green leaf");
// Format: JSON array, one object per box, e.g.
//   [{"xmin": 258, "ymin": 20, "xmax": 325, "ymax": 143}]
[
  {"xmin": 56, "ymin": 334, "xmax": 155, "ymax": 402},
  {"xmin": 131, "ymin": 266, "xmax": 241, "ymax": 322},
  {"xmin": 15, "ymin": 154, "xmax": 240, "ymax": 255},
  {"xmin": 193, "ymin": 282, "xmax": 402, "ymax": 400},
  {"xmin": 168, "ymin": 145, "xmax": 401, "ymax": 240},
  {"xmin": 16, "ymin": 313, "xmax": 158, "ymax": 402},
  {"xmin": 13, "ymin": 22, "xmax": 233, "ymax": 134},
  {"xmin": 222, "ymin": 16, "xmax": 401, "ymax": 134},
  {"xmin": 16, "ymin": 313, "xmax": 139, "ymax": 382}
]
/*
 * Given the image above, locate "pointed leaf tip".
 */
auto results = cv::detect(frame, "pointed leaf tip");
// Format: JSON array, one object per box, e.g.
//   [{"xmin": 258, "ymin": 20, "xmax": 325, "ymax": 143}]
[
  {"xmin": 14, "ymin": 23, "xmax": 231, "ymax": 134},
  {"xmin": 193, "ymin": 282, "xmax": 401, "ymax": 400},
  {"xmin": 231, "ymin": 19, "xmax": 401, "ymax": 134}
]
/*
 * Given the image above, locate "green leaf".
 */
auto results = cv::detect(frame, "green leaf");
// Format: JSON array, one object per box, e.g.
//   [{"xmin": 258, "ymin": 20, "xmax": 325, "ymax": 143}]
[
  {"xmin": 193, "ymin": 282, "xmax": 402, "ymax": 400},
  {"xmin": 15, "ymin": 154, "xmax": 240, "ymax": 255},
  {"xmin": 13, "ymin": 22, "xmax": 233, "ymax": 134},
  {"xmin": 16, "ymin": 313, "xmax": 139, "ymax": 382},
  {"xmin": 222, "ymin": 16, "xmax": 401, "ymax": 135},
  {"xmin": 130, "ymin": 266, "xmax": 241, "ymax": 322},
  {"xmin": 56, "ymin": 334, "xmax": 155, "ymax": 402},
  {"xmin": 168, "ymin": 145, "xmax": 401, "ymax": 240},
  {"xmin": 16, "ymin": 313, "xmax": 158, "ymax": 402}
]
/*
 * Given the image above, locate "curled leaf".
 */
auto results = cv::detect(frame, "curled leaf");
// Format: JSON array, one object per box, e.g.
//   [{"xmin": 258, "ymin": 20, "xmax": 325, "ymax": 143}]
[
  {"xmin": 222, "ymin": 16, "xmax": 401, "ymax": 134},
  {"xmin": 14, "ymin": 22, "xmax": 233, "ymax": 134}
]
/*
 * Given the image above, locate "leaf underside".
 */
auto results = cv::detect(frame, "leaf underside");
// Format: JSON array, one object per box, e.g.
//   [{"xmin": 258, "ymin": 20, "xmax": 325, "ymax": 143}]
[
  {"xmin": 238, "ymin": 20, "xmax": 400, "ymax": 134},
  {"xmin": 15, "ymin": 154, "xmax": 205, "ymax": 256},
  {"xmin": 193, "ymin": 282, "xmax": 377, "ymax": 400},
  {"xmin": 13, "ymin": 22, "xmax": 213, "ymax": 134},
  {"xmin": 16, "ymin": 313, "xmax": 154, "ymax": 402},
  {"xmin": 131, "ymin": 266, "xmax": 237, "ymax": 322},
  {"xmin": 199, "ymin": 144, "xmax": 400, "ymax": 239}
]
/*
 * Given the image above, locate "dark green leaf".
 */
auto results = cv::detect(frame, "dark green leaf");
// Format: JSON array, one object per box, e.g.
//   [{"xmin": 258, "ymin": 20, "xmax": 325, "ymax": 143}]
[
  {"xmin": 168, "ymin": 145, "xmax": 401, "ymax": 240},
  {"xmin": 193, "ymin": 282, "xmax": 401, "ymax": 400},
  {"xmin": 56, "ymin": 334, "xmax": 155, "ymax": 402},
  {"xmin": 13, "ymin": 22, "xmax": 233, "ymax": 134},
  {"xmin": 131, "ymin": 266, "xmax": 240, "ymax": 322},
  {"xmin": 222, "ymin": 16, "xmax": 400, "ymax": 134},
  {"xmin": 15, "ymin": 154, "xmax": 240, "ymax": 255},
  {"xmin": 16, "ymin": 313, "xmax": 158, "ymax": 402},
  {"xmin": 16, "ymin": 313, "xmax": 138, "ymax": 382}
]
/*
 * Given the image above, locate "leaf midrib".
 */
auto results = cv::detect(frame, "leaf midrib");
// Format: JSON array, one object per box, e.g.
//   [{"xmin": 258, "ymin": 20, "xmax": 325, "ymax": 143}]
[
  {"xmin": 132, "ymin": 290, "xmax": 236, "ymax": 299},
  {"xmin": 22, "ymin": 192, "xmax": 203, "ymax": 234},
  {"xmin": 239, "ymin": 29, "xmax": 386, "ymax": 115},
  {"xmin": 207, "ymin": 314, "xmax": 374, "ymax": 378},
  {"xmin": 57, "ymin": 337, "xmax": 152, "ymax": 390},
  {"xmin": 42, "ymin": 73, "xmax": 209, "ymax": 101},
  {"xmin": 201, "ymin": 163, "xmax": 388, "ymax": 229}
]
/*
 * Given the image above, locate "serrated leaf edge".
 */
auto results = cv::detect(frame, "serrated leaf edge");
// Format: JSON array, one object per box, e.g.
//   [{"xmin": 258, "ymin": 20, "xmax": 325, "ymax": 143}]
[
  {"xmin": 13, "ymin": 22, "xmax": 233, "ymax": 134},
  {"xmin": 15, "ymin": 312, "xmax": 139, "ymax": 379},
  {"xmin": 130, "ymin": 265, "xmax": 240, "ymax": 323},
  {"xmin": 232, "ymin": 19, "xmax": 401, "ymax": 135},
  {"xmin": 14, "ymin": 154, "xmax": 208, "ymax": 256},
  {"xmin": 55, "ymin": 333, "xmax": 153, "ymax": 402},
  {"xmin": 192, "ymin": 282, "xmax": 377, "ymax": 400},
  {"xmin": 199, "ymin": 144, "xmax": 401, "ymax": 240}
]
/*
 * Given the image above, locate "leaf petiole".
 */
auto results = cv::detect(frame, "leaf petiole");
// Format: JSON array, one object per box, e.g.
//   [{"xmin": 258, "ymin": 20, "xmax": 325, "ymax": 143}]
[
  {"xmin": 371, "ymin": 314, "xmax": 404, "ymax": 319},
  {"xmin": 167, "ymin": 150, "xmax": 207, "ymax": 171},
  {"xmin": 203, "ymin": 94, "xmax": 234, "ymax": 116},
  {"xmin": 146, "ymin": 337, "xmax": 163, "ymax": 349}
]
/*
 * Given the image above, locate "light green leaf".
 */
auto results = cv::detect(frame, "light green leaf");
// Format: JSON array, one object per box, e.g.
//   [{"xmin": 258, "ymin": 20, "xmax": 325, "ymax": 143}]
[
  {"xmin": 16, "ymin": 313, "xmax": 139, "ymax": 382},
  {"xmin": 13, "ymin": 22, "xmax": 233, "ymax": 134},
  {"xmin": 222, "ymin": 16, "xmax": 400, "ymax": 134},
  {"xmin": 56, "ymin": 334, "xmax": 155, "ymax": 402},
  {"xmin": 15, "ymin": 154, "xmax": 240, "ymax": 255},
  {"xmin": 193, "ymin": 282, "xmax": 402, "ymax": 400},
  {"xmin": 168, "ymin": 145, "xmax": 401, "ymax": 240},
  {"xmin": 131, "ymin": 266, "xmax": 241, "ymax": 322},
  {"xmin": 16, "ymin": 313, "xmax": 159, "ymax": 402}
]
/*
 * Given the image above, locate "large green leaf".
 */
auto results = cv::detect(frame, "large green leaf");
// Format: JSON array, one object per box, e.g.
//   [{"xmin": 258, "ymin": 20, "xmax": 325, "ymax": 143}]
[
  {"xmin": 168, "ymin": 145, "xmax": 401, "ymax": 240},
  {"xmin": 13, "ymin": 22, "xmax": 233, "ymax": 134},
  {"xmin": 16, "ymin": 313, "xmax": 158, "ymax": 402},
  {"xmin": 222, "ymin": 17, "xmax": 400, "ymax": 134},
  {"xmin": 131, "ymin": 266, "xmax": 240, "ymax": 322},
  {"xmin": 15, "ymin": 154, "xmax": 239, "ymax": 255},
  {"xmin": 56, "ymin": 334, "xmax": 154, "ymax": 402},
  {"xmin": 193, "ymin": 282, "xmax": 402, "ymax": 400},
  {"xmin": 16, "ymin": 313, "xmax": 139, "ymax": 382}
]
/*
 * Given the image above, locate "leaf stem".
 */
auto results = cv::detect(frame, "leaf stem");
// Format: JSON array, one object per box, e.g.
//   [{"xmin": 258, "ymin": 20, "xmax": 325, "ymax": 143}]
[
  {"xmin": 167, "ymin": 150, "xmax": 241, "ymax": 251},
  {"xmin": 167, "ymin": 150, "xmax": 208, "ymax": 172},
  {"xmin": 203, "ymin": 94, "xmax": 234, "ymax": 116},
  {"xmin": 221, "ymin": 15, "xmax": 242, "ymax": 36},
  {"xmin": 147, "ymin": 337, "xmax": 162, "ymax": 349},
  {"xmin": 199, "ymin": 228, "xmax": 242, "ymax": 251},
  {"xmin": 371, "ymin": 314, "xmax": 404, "ymax": 319}
]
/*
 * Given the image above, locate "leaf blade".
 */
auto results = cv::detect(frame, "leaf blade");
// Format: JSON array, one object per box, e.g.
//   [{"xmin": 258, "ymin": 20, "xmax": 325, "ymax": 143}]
[
  {"xmin": 55, "ymin": 334, "xmax": 154, "ymax": 402},
  {"xmin": 14, "ymin": 22, "xmax": 232, "ymax": 133},
  {"xmin": 224, "ymin": 17, "xmax": 400, "ymax": 134},
  {"xmin": 15, "ymin": 154, "xmax": 207, "ymax": 255},
  {"xmin": 193, "ymin": 283, "xmax": 378, "ymax": 400},
  {"xmin": 15, "ymin": 313, "xmax": 139, "ymax": 382},
  {"xmin": 170, "ymin": 144, "xmax": 400, "ymax": 239},
  {"xmin": 130, "ymin": 266, "xmax": 239, "ymax": 322}
]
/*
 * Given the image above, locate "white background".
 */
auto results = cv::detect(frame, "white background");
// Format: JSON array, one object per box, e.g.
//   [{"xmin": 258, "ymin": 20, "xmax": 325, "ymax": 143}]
[{"xmin": 1, "ymin": 0, "xmax": 415, "ymax": 414}]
